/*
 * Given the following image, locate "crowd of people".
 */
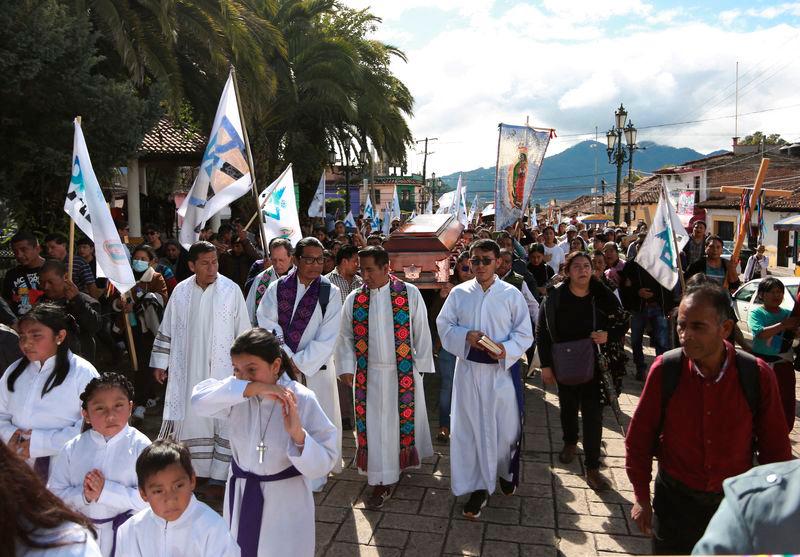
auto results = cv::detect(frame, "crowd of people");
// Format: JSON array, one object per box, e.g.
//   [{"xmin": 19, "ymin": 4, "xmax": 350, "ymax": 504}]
[{"xmin": 1, "ymin": 213, "xmax": 799, "ymax": 556}]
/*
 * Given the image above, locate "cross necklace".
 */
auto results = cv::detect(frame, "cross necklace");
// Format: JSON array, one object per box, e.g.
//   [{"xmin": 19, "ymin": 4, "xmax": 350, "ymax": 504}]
[{"xmin": 255, "ymin": 396, "xmax": 277, "ymax": 464}]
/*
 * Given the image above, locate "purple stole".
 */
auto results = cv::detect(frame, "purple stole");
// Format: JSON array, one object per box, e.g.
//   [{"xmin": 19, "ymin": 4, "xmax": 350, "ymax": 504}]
[{"xmin": 276, "ymin": 270, "xmax": 321, "ymax": 353}]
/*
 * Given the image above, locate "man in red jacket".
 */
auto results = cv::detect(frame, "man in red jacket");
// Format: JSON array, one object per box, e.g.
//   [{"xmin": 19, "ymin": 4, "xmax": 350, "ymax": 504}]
[{"xmin": 625, "ymin": 282, "xmax": 792, "ymax": 554}]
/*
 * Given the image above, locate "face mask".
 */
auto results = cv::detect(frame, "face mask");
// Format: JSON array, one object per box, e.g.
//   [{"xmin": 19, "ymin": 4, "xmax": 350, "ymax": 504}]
[{"xmin": 132, "ymin": 260, "xmax": 150, "ymax": 272}]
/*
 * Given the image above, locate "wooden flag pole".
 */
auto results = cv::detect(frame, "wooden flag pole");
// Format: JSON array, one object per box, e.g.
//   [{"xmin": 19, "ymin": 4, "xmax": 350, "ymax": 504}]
[
  {"xmin": 726, "ymin": 158, "xmax": 770, "ymax": 287},
  {"xmin": 124, "ymin": 292, "xmax": 139, "ymax": 371},
  {"xmin": 67, "ymin": 116, "xmax": 81, "ymax": 280},
  {"xmin": 230, "ymin": 66, "xmax": 268, "ymax": 255}
]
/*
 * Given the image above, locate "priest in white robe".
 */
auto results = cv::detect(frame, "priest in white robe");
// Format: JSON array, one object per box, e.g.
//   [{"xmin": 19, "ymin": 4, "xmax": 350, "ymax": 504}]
[
  {"xmin": 256, "ymin": 237, "xmax": 342, "ymax": 488},
  {"xmin": 244, "ymin": 238, "xmax": 295, "ymax": 325},
  {"xmin": 436, "ymin": 239, "xmax": 533, "ymax": 519},
  {"xmin": 335, "ymin": 246, "xmax": 434, "ymax": 509},
  {"xmin": 150, "ymin": 241, "xmax": 250, "ymax": 482}
]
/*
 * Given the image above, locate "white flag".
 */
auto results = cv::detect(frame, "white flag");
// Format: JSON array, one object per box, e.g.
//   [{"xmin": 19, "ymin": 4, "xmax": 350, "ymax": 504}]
[
  {"xmin": 65, "ymin": 119, "xmax": 135, "ymax": 294},
  {"xmin": 467, "ymin": 194, "xmax": 479, "ymax": 225},
  {"xmin": 363, "ymin": 195, "xmax": 377, "ymax": 231},
  {"xmin": 308, "ymin": 172, "xmax": 326, "ymax": 218},
  {"xmin": 636, "ymin": 185, "xmax": 689, "ymax": 290},
  {"xmin": 178, "ymin": 72, "xmax": 252, "ymax": 248},
  {"xmin": 451, "ymin": 175, "xmax": 468, "ymax": 226},
  {"xmin": 382, "ymin": 204, "xmax": 391, "ymax": 236},
  {"xmin": 425, "ymin": 197, "xmax": 433, "ymax": 214},
  {"xmin": 392, "ymin": 186, "xmax": 401, "ymax": 221},
  {"xmin": 344, "ymin": 211, "xmax": 356, "ymax": 229},
  {"xmin": 436, "ymin": 190, "xmax": 454, "ymax": 214},
  {"xmin": 259, "ymin": 165, "xmax": 302, "ymax": 248}
]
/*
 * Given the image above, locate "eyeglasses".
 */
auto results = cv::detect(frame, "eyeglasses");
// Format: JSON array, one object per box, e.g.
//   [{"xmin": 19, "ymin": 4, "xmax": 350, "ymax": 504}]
[
  {"xmin": 469, "ymin": 257, "xmax": 495, "ymax": 266},
  {"xmin": 299, "ymin": 256, "xmax": 325, "ymax": 265}
]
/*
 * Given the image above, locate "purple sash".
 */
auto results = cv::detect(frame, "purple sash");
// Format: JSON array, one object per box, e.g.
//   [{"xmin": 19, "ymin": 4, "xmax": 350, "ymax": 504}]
[
  {"xmin": 228, "ymin": 459, "xmax": 301, "ymax": 557},
  {"xmin": 276, "ymin": 271, "xmax": 320, "ymax": 353},
  {"xmin": 91, "ymin": 510, "xmax": 133, "ymax": 557}
]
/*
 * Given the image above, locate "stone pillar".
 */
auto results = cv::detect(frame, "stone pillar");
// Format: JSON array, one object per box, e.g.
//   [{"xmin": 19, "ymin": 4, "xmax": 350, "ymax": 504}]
[{"xmin": 127, "ymin": 158, "xmax": 141, "ymax": 238}]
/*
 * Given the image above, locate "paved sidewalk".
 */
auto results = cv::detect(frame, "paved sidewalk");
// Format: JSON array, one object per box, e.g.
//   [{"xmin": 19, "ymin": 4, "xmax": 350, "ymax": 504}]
[{"xmin": 312, "ymin": 350, "xmax": 800, "ymax": 557}]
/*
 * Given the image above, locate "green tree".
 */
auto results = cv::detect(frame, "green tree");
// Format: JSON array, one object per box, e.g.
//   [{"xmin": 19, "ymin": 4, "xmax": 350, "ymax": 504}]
[
  {"xmin": 740, "ymin": 131, "xmax": 788, "ymax": 146},
  {"xmin": 70, "ymin": 0, "xmax": 286, "ymax": 118},
  {"xmin": 0, "ymin": 0, "xmax": 162, "ymax": 232}
]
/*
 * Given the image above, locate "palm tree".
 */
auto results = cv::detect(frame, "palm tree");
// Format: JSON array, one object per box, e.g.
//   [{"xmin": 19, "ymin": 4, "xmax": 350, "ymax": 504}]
[{"xmin": 69, "ymin": 0, "xmax": 286, "ymax": 116}]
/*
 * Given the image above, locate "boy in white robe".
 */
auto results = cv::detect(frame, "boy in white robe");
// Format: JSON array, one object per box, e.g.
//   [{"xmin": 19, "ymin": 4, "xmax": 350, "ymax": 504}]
[
  {"xmin": 335, "ymin": 246, "xmax": 434, "ymax": 509},
  {"xmin": 256, "ymin": 237, "xmax": 342, "ymax": 489},
  {"xmin": 116, "ymin": 439, "xmax": 239, "ymax": 557},
  {"xmin": 436, "ymin": 239, "xmax": 533, "ymax": 518},
  {"xmin": 150, "ymin": 241, "xmax": 250, "ymax": 484},
  {"xmin": 191, "ymin": 328, "xmax": 338, "ymax": 557}
]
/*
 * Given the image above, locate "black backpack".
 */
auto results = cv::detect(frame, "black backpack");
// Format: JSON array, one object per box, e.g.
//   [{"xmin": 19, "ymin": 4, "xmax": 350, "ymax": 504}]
[{"xmin": 658, "ymin": 347, "xmax": 760, "ymax": 447}]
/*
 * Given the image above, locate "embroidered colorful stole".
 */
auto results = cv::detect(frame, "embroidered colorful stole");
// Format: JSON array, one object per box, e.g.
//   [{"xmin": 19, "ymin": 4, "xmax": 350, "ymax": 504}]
[
  {"xmin": 276, "ymin": 270, "xmax": 320, "ymax": 353},
  {"xmin": 254, "ymin": 269, "xmax": 273, "ymax": 307},
  {"xmin": 352, "ymin": 275, "xmax": 418, "ymax": 472}
]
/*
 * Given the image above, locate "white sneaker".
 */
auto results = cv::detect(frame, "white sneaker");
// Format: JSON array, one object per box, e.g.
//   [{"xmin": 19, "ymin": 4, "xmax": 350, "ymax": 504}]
[{"xmin": 132, "ymin": 406, "xmax": 146, "ymax": 420}]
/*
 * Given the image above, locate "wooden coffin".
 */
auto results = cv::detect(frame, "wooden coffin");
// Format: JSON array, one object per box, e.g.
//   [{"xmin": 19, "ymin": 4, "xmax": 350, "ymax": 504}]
[{"xmin": 383, "ymin": 213, "xmax": 464, "ymax": 289}]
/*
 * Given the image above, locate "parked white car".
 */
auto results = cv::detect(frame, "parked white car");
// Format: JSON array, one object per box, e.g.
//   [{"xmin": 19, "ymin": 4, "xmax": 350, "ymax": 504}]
[{"xmin": 732, "ymin": 277, "xmax": 800, "ymax": 343}]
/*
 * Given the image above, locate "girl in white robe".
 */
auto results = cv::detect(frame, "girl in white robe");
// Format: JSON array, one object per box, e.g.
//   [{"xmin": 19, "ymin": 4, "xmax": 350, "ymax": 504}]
[
  {"xmin": 48, "ymin": 373, "xmax": 151, "ymax": 556},
  {"xmin": 191, "ymin": 328, "xmax": 338, "ymax": 557},
  {"xmin": 0, "ymin": 303, "xmax": 99, "ymax": 480}
]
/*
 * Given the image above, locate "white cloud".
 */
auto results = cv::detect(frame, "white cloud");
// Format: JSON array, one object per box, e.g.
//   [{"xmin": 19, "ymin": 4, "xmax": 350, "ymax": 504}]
[
  {"xmin": 559, "ymin": 74, "xmax": 620, "ymax": 110},
  {"xmin": 541, "ymin": 0, "xmax": 652, "ymax": 21},
  {"xmin": 341, "ymin": 1, "xmax": 800, "ymax": 175}
]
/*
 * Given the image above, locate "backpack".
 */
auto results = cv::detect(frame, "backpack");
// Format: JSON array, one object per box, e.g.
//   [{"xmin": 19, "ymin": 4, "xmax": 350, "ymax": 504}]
[
  {"xmin": 658, "ymin": 347, "xmax": 760, "ymax": 448},
  {"xmin": 319, "ymin": 277, "xmax": 331, "ymax": 317}
]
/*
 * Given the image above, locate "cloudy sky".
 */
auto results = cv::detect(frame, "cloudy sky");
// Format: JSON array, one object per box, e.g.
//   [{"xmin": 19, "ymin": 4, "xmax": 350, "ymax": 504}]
[{"xmin": 345, "ymin": 0, "xmax": 800, "ymax": 175}]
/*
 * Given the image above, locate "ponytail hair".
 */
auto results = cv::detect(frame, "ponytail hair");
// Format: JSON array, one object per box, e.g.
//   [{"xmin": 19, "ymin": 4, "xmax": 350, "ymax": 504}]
[
  {"xmin": 230, "ymin": 328, "xmax": 296, "ymax": 381},
  {"xmin": 8, "ymin": 303, "xmax": 77, "ymax": 396}
]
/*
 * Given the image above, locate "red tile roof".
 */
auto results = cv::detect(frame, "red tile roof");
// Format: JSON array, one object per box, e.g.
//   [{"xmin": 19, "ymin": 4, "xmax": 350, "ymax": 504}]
[{"xmin": 138, "ymin": 117, "xmax": 207, "ymax": 160}]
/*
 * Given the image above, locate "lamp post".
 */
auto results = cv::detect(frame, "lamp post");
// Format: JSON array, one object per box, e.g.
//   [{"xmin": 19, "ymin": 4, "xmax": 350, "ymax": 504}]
[{"xmin": 606, "ymin": 104, "xmax": 638, "ymax": 224}]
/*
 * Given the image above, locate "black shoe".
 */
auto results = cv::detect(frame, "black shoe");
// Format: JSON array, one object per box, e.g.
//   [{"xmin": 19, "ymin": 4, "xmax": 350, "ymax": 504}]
[
  {"xmin": 559, "ymin": 444, "xmax": 577, "ymax": 464},
  {"xmin": 498, "ymin": 476, "xmax": 516, "ymax": 496},
  {"xmin": 366, "ymin": 484, "xmax": 393, "ymax": 509},
  {"xmin": 462, "ymin": 490, "xmax": 489, "ymax": 519}
]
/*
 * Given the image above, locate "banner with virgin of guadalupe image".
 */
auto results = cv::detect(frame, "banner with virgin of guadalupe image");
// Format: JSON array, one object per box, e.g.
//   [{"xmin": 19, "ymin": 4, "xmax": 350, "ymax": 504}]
[{"xmin": 493, "ymin": 124, "xmax": 552, "ymax": 230}]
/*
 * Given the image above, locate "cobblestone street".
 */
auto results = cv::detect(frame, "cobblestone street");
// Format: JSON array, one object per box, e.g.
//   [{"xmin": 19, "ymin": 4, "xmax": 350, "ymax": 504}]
[{"xmin": 311, "ymin": 346, "xmax": 800, "ymax": 557}]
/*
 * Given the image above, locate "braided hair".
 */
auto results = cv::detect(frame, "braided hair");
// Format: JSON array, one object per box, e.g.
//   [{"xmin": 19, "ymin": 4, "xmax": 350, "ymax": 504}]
[{"xmin": 7, "ymin": 303, "xmax": 77, "ymax": 396}]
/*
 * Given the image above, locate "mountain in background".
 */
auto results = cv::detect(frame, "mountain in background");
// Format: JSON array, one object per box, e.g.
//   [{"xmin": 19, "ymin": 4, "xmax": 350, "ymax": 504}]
[{"xmin": 438, "ymin": 140, "xmax": 713, "ymax": 205}]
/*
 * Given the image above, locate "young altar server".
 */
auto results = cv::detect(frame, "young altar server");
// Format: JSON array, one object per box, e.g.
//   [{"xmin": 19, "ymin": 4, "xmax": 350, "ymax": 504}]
[
  {"xmin": 190, "ymin": 328, "xmax": 338, "ymax": 557},
  {"xmin": 436, "ymin": 239, "xmax": 533, "ymax": 518},
  {"xmin": 335, "ymin": 246, "xmax": 434, "ymax": 509},
  {"xmin": 48, "ymin": 373, "xmax": 151, "ymax": 556},
  {"xmin": 0, "ymin": 302, "xmax": 99, "ymax": 480},
  {"xmin": 116, "ymin": 439, "xmax": 240, "ymax": 557}
]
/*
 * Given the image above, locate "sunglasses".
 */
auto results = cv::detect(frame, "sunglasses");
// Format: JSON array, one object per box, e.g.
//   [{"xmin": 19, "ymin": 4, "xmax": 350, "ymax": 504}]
[
  {"xmin": 469, "ymin": 257, "xmax": 495, "ymax": 266},
  {"xmin": 299, "ymin": 256, "xmax": 325, "ymax": 265}
]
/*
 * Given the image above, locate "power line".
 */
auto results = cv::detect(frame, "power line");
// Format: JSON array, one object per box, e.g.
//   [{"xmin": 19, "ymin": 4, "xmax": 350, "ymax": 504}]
[{"xmin": 554, "ymin": 103, "xmax": 800, "ymax": 139}]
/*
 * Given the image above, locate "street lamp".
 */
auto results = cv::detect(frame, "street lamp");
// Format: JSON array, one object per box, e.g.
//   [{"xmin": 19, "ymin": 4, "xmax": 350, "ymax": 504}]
[
  {"xmin": 606, "ymin": 103, "xmax": 639, "ymax": 224},
  {"xmin": 328, "ymin": 148, "xmax": 337, "ymax": 166}
]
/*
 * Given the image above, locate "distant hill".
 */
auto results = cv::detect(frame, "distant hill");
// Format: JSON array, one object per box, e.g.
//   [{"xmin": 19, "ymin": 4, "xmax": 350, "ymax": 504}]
[{"xmin": 438, "ymin": 140, "xmax": 709, "ymax": 205}]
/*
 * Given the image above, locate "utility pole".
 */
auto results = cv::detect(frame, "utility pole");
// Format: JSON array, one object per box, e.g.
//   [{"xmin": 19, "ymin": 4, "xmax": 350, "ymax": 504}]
[{"xmin": 416, "ymin": 137, "xmax": 438, "ymax": 211}]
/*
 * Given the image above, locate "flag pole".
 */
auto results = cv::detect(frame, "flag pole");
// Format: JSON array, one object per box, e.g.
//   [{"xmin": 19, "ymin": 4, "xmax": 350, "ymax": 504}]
[
  {"xmin": 664, "ymin": 185, "xmax": 686, "ymax": 292},
  {"xmin": 123, "ymin": 294, "xmax": 139, "ymax": 371},
  {"xmin": 68, "ymin": 117, "xmax": 81, "ymax": 281},
  {"xmin": 230, "ymin": 66, "xmax": 268, "ymax": 255}
]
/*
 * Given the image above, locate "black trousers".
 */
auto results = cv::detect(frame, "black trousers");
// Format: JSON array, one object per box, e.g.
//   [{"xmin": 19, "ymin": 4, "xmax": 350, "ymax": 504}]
[
  {"xmin": 556, "ymin": 380, "xmax": 603, "ymax": 469},
  {"xmin": 652, "ymin": 471, "xmax": 723, "ymax": 555}
]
